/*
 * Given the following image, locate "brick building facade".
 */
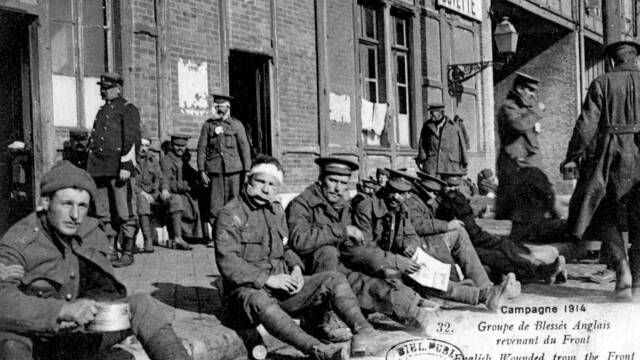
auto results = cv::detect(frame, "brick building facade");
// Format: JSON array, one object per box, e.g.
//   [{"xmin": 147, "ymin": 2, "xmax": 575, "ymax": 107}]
[{"xmin": 0, "ymin": 0, "xmax": 635, "ymax": 234}]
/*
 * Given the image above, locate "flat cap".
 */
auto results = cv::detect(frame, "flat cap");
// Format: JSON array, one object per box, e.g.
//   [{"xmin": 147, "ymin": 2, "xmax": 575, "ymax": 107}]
[
  {"xmin": 41, "ymin": 160, "xmax": 97, "ymax": 201},
  {"xmin": 360, "ymin": 177, "xmax": 378, "ymax": 190},
  {"xmin": 386, "ymin": 168, "xmax": 419, "ymax": 192},
  {"xmin": 428, "ymin": 102, "xmax": 445, "ymax": 110},
  {"xmin": 417, "ymin": 171, "xmax": 447, "ymax": 192},
  {"xmin": 513, "ymin": 72, "xmax": 540, "ymax": 90},
  {"xmin": 442, "ymin": 175, "xmax": 463, "ymax": 186},
  {"xmin": 212, "ymin": 94, "xmax": 234, "ymax": 104},
  {"xmin": 315, "ymin": 156, "xmax": 359, "ymax": 175},
  {"xmin": 97, "ymin": 72, "xmax": 123, "ymax": 88},
  {"xmin": 604, "ymin": 40, "xmax": 640, "ymax": 56},
  {"xmin": 170, "ymin": 133, "xmax": 190, "ymax": 145}
]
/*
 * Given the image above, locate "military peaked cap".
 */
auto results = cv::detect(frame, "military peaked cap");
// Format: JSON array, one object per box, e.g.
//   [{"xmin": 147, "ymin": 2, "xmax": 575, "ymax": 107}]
[
  {"xmin": 315, "ymin": 156, "xmax": 359, "ymax": 175},
  {"xmin": 513, "ymin": 72, "xmax": 540, "ymax": 90},
  {"xmin": 417, "ymin": 171, "xmax": 447, "ymax": 192},
  {"xmin": 97, "ymin": 72, "xmax": 123, "ymax": 88},
  {"xmin": 386, "ymin": 168, "xmax": 419, "ymax": 192}
]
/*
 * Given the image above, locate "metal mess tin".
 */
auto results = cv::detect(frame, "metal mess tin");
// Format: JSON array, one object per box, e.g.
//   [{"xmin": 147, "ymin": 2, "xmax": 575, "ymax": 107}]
[{"xmin": 88, "ymin": 302, "xmax": 131, "ymax": 332}]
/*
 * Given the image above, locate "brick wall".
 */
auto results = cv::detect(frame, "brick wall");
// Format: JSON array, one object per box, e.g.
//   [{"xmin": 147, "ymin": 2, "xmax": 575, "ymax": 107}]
[
  {"xmin": 229, "ymin": 0, "xmax": 271, "ymax": 53},
  {"xmin": 494, "ymin": 31, "xmax": 579, "ymax": 195},
  {"xmin": 327, "ymin": 0, "xmax": 357, "ymax": 147},
  {"xmin": 277, "ymin": 0, "xmax": 320, "ymax": 190}
]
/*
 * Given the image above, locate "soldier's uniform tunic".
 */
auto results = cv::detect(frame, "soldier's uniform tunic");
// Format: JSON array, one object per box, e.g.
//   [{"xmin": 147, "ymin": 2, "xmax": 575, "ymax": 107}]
[{"xmin": 197, "ymin": 116, "xmax": 252, "ymax": 221}]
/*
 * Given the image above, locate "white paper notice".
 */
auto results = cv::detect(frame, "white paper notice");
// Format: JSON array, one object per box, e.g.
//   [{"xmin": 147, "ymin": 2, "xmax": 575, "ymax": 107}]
[{"xmin": 408, "ymin": 247, "xmax": 451, "ymax": 291}]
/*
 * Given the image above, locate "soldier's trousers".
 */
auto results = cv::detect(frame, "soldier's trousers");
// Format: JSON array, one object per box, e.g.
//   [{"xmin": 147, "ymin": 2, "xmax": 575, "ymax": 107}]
[
  {"xmin": 94, "ymin": 177, "xmax": 137, "ymax": 239},
  {"xmin": 468, "ymin": 227, "xmax": 539, "ymax": 281},
  {"xmin": 226, "ymin": 271, "xmax": 369, "ymax": 335},
  {"xmin": 208, "ymin": 171, "xmax": 241, "ymax": 221},
  {"xmin": 0, "ymin": 294, "xmax": 189, "ymax": 360},
  {"xmin": 410, "ymin": 229, "xmax": 493, "ymax": 305},
  {"xmin": 301, "ymin": 245, "xmax": 426, "ymax": 328}
]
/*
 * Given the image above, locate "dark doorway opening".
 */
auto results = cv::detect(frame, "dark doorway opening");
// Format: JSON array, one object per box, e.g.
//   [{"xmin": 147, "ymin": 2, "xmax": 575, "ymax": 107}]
[
  {"xmin": 229, "ymin": 51, "xmax": 271, "ymax": 157},
  {"xmin": 0, "ymin": 11, "xmax": 35, "ymax": 236}
]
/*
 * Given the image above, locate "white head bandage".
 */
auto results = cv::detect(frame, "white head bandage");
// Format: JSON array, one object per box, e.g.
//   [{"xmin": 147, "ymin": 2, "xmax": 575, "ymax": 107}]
[{"xmin": 249, "ymin": 163, "xmax": 284, "ymax": 185}]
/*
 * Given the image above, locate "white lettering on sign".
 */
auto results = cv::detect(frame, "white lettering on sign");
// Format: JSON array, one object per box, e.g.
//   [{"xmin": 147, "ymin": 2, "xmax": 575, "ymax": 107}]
[{"xmin": 437, "ymin": 0, "xmax": 482, "ymax": 22}]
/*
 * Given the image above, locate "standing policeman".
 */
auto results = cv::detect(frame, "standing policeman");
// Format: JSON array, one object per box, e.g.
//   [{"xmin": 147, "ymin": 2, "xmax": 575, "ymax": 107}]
[
  {"xmin": 197, "ymin": 94, "xmax": 252, "ymax": 247},
  {"xmin": 561, "ymin": 40, "xmax": 640, "ymax": 300},
  {"xmin": 86, "ymin": 72, "xmax": 141, "ymax": 268}
]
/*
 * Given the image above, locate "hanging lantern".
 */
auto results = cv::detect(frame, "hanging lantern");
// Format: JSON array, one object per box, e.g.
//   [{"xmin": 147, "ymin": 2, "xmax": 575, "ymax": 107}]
[{"xmin": 494, "ymin": 17, "xmax": 518, "ymax": 56}]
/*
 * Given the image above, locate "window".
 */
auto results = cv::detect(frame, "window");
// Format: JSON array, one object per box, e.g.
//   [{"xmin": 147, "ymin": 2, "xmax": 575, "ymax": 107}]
[
  {"xmin": 51, "ymin": 0, "xmax": 121, "ymax": 129},
  {"xmin": 359, "ymin": 4, "xmax": 388, "ymax": 147},
  {"xmin": 393, "ymin": 15, "xmax": 410, "ymax": 146}
]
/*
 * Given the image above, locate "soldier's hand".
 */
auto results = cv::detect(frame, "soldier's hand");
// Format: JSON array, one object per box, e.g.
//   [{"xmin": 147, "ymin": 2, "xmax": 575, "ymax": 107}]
[
  {"xmin": 346, "ymin": 225, "xmax": 364, "ymax": 245},
  {"xmin": 200, "ymin": 171, "xmax": 210, "ymax": 186},
  {"xmin": 447, "ymin": 219, "xmax": 465, "ymax": 231},
  {"xmin": 58, "ymin": 299, "xmax": 98, "ymax": 326},
  {"xmin": 398, "ymin": 256, "xmax": 421, "ymax": 274},
  {"xmin": 119, "ymin": 169, "xmax": 131, "ymax": 181},
  {"xmin": 290, "ymin": 266, "xmax": 304, "ymax": 294},
  {"xmin": 266, "ymin": 274, "xmax": 300, "ymax": 293},
  {"xmin": 403, "ymin": 246, "xmax": 417, "ymax": 258},
  {"xmin": 160, "ymin": 189, "xmax": 171, "ymax": 201},
  {"xmin": 141, "ymin": 191, "xmax": 154, "ymax": 203}
]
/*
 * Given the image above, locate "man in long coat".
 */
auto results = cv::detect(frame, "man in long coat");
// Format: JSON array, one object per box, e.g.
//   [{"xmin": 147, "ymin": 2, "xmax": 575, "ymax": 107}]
[
  {"xmin": 417, "ymin": 103, "xmax": 468, "ymax": 178},
  {"xmin": 562, "ymin": 40, "xmax": 640, "ymax": 299}
]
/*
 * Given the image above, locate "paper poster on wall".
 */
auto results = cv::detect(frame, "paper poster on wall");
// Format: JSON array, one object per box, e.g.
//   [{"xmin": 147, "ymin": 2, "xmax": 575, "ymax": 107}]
[
  {"xmin": 178, "ymin": 58, "xmax": 210, "ymax": 116},
  {"xmin": 329, "ymin": 93, "xmax": 351, "ymax": 124}
]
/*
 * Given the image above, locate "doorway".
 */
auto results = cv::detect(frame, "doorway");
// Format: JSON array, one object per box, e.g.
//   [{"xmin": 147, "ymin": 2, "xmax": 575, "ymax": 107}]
[
  {"xmin": 229, "ymin": 51, "xmax": 272, "ymax": 157},
  {"xmin": 0, "ymin": 11, "xmax": 35, "ymax": 236}
]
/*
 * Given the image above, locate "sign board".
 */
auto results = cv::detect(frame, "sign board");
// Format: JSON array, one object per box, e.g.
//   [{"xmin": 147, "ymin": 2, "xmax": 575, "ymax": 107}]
[{"xmin": 437, "ymin": 0, "xmax": 482, "ymax": 22}]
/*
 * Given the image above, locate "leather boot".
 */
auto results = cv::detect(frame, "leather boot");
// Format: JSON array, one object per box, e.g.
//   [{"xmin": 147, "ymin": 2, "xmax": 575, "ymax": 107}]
[
  {"xmin": 351, "ymin": 327, "xmax": 405, "ymax": 357},
  {"xmin": 143, "ymin": 324, "xmax": 191, "ymax": 360},
  {"xmin": 170, "ymin": 212, "xmax": 191, "ymax": 250},
  {"xmin": 536, "ymin": 255, "xmax": 566, "ymax": 284},
  {"xmin": 107, "ymin": 235, "xmax": 119, "ymax": 262},
  {"xmin": 257, "ymin": 304, "xmax": 320, "ymax": 356},
  {"xmin": 311, "ymin": 343, "xmax": 348, "ymax": 360},
  {"xmin": 614, "ymin": 259, "xmax": 633, "ymax": 299},
  {"xmin": 481, "ymin": 273, "xmax": 519, "ymax": 312},
  {"xmin": 113, "ymin": 237, "xmax": 134, "ymax": 267},
  {"xmin": 301, "ymin": 309, "xmax": 352, "ymax": 343},
  {"xmin": 139, "ymin": 215, "xmax": 155, "ymax": 253}
]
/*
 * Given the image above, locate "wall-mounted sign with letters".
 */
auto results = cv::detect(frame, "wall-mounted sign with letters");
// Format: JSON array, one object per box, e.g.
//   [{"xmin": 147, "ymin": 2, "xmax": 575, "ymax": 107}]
[{"xmin": 437, "ymin": 0, "xmax": 482, "ymax": 22}]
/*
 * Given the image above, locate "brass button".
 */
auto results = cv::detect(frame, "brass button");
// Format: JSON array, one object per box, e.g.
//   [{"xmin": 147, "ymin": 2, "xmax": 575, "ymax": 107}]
[
  {"xmin": 34, "ymin": 227, "xmax": 39, "ymax": 232},
  {"xmin": 70, "ymin": 272, "xmax": 75, "ymax": 279},
  {"xmin": 65, "ymin": 293, "xmax": 72, "ymax": 301},
  {"xmin": 37, "ymin": 290, "xmax": 43, "ymax": 297}
]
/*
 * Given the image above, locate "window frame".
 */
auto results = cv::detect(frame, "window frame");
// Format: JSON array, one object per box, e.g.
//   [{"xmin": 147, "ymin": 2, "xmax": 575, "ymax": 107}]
[{"xmin": 51, "ymin": 0, "xmax": 121, "ymax": 129}]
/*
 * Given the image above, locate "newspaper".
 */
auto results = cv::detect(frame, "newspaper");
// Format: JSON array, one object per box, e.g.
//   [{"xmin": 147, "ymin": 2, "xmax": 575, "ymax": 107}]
[{"xmin": 408, "ymin": 247, "xmax": 451, "ymax": 291}]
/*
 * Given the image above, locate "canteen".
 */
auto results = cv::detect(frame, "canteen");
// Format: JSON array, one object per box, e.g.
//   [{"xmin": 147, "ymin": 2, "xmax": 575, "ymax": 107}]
[{"xmin": 88, "ymin": 302, "xmax": 131, "ymax": 332}]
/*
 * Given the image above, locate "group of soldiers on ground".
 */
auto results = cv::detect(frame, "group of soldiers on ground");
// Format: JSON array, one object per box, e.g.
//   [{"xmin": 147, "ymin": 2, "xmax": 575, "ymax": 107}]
[{"xmin": 1, "ymin": 38, "xmax": 640, "ymax": 360}]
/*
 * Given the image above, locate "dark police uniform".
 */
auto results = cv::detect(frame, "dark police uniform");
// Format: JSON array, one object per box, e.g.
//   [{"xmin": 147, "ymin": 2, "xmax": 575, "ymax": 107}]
[
  {"xmin": 86, "ymin": 75, "xmax": 140, "ymax": 241},
  {"xmin": 197, "ymin": 115, "xmax": 252, "ymax": 222},
  {"xmin": 0, "ymin": 213, "xmax": 187, "ymax": 360}
]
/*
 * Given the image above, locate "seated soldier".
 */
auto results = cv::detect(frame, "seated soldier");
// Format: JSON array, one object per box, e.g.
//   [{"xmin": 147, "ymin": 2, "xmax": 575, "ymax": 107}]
[
  {"xmin": 375, "ymin": 168, "xmax": 389, "ymax": 189},
  {"xmin": 351, "ymin": 176, "xmax": 378, "ymax": 210},
  {"xmin": 422, "ymin": 173, "xmax": 566, "ymax": 284},
  {"xmin": 348, "ymin": 168, "xmax": 518, "ymax": 311},
  {"xmin": 215, "ymin": 155, "xmax": 399, "ymax": 360},
  {"xmin": 0, "ymin": 161, "xmax": 189, "ymax": 360},
  {"xmin": 134, "ymin": 130, "xmax": 170, "ymax": 254},
  {"xmin": 286, "ymin": 157, "xmax": 435, "ymax": 341},
  {"xmin": 159, "ymin": 134, "xmax": 197, "ymax": 250}
]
